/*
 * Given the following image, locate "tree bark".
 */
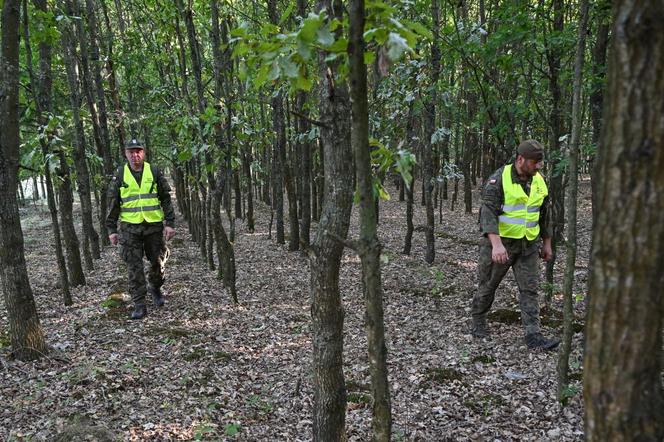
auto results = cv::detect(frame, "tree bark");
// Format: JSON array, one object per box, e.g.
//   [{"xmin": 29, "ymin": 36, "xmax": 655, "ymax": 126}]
[
  {"xmin": 24, "ymin": 0, "xmax": 71, "ymax": 303},
  {"xmin": 584, "ymin": 0, "xmax": 664, "ymax": 439},
  {"xmin": 0, "ymin": 0, "xmax": 48, "ymax": 361},
  {"xmin": 348, "ymin": 0, "xmax": 391, "ymax": 437},
  {"xmin": 557, "ymin": 0, "xmax": 588, "ymax": 402},
  {"xmin": 310, "ymin": 0, "xmax": 354, "ymax": 438}
]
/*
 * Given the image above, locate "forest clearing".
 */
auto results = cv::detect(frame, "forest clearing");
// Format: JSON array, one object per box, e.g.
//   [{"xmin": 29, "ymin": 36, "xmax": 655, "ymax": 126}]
[{"xmin": 1, "ymin": 181, "xmax": 590, "ymax": 440}]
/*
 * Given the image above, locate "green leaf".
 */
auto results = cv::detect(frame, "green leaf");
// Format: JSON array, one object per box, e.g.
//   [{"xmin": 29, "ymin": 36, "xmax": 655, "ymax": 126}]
[
  {"xmin": 296, "ymin": 74, "xmax": 314, "ymax": 91},
  {"xmin": 328, "ymin": 37, "xmax": 348, "ymax": 53},
  {"xmin": 178, "ymin": 149, "xmax": 193, "ymax": 162},
  {"xmin": 279, "ymin": 57, "xmax": 299, "ymax": 78},
  {"xmin": 296, "ymin": 38, "xmax": 312, "ymax": 59},
  {"xmin": 268, "ymin": 60, "xmax": 281, "ymax": 81},
  {"xmin": 224, "ymin": 423, "xmax": 241, "ymax": 436},
  {"xmin": 253, "ymin": 64, "xmax": 270, "ymax": 87},
  {"xmin": 364, "ymin": 51, "xmax": 375, "ymax": 65},
  {"xmin": 279, "ymin": 2, "xmax": 294, "ymax": 25},
  {"xmin": 404, "ymin": 20, "xmax": 432, "ymax": 39},
  {"xmin": 317, "ymin": 26, "xmax": 335, "ymax": 46},
  {"xmin": 299, "ymin": 12, "xmax": 323, "ymax": 43}
]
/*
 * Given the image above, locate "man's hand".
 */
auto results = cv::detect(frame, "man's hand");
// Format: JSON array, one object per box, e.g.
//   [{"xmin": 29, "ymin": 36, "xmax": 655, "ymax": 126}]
[
  {"xmin": 491, "ymin": 243, "xmax": 509, "ymax": 264},
  {"xmin": 164, "ymin": 226, "xmax": 175, "ymax": 241},
  {"xmin": 109, "ymin": 233, "xmax": 119, "ymax": 246},
  {"xmin": 487, "ymin": 233, "xmax": 509, "ymax": 264},
  {"xmin": 540, "ymin": 237, "xmax": 553, "ymax": 261}
]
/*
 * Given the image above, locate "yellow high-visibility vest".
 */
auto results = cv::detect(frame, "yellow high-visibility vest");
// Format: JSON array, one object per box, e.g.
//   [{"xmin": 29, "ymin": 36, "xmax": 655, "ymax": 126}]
[
  {"xmin": 498, "ymin": 164, "xmax": 548, "ymax": 240},
  {"xmin": 119, "ymin": 162, "xmax": 164, "ymax": 224}
]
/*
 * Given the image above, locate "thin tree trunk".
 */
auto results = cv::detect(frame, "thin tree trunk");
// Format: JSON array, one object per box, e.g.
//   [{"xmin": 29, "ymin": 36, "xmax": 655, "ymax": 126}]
[
  {"xmin": 25, "ymin": 0, "xmax": 71, "ymax": 303},
  {"xmin": 557, "ymin": 0, "xmax": 587, "ymax": 402},
  {"xmin": 544, "ymin": 0, "xmax": 565, "ymax": 306},
  {"xmin": 348, "ymin": 0, "xmax": 391, "ymax": 437},
  {"xmin": 403, "ymin": 102, "xmax": 416, "ymax": 255}
]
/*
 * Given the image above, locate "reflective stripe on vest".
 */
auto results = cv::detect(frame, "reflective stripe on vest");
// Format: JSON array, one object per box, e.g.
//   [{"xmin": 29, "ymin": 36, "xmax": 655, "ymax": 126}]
[
  {"xmin": 119, "ymin": 162, "xmax": 164, "ymax": 224},
  {"xmin": 498, "ymin": 164, "xmax": 548, "ymax": 240}
]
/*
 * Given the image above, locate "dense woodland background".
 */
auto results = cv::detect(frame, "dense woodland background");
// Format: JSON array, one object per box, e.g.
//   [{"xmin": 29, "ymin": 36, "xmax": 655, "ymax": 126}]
[{"xmin": 0, "ymin": 0, "xmax": 662, "ymax": 440}]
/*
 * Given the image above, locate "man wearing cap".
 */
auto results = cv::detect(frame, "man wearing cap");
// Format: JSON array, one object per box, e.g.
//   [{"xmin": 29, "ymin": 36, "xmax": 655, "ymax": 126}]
[
  {"xmin": 106, "ymin": 139, "xmax": 176, "ymax": 319},
  {"xmin": 470, "ymin": 139, "xmax": 560, "ymax": 350}
]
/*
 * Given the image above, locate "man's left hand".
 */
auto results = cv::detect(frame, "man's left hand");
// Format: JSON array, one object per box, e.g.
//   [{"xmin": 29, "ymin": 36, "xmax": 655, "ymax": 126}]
[
  {"xmin": 164, "ymin": 226, "xmax": 176, "ymax": 241},
  {"xmin": 540, "ymin": 238, "xmax": 553, "ymax": 261}
]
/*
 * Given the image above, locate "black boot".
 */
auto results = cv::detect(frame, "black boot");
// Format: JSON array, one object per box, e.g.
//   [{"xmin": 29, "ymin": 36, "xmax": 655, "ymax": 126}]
[
  {"xmin": 525, "ymin": 333, "xmax": 560, "ymax": 351},
  {"xmin": 470, "ymin": 317, "xmax": 489, "ymax": 338},
  {"xmin": 149, "ymin": 286, "xmax": 165, "ymax": 308},
  {"xmin": 130, "ymin": 304, "xmax": 147, "ymax": 320}
]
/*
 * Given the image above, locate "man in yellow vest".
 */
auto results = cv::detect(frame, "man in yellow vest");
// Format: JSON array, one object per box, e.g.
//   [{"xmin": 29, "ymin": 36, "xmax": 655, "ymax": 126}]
[
  {"xmin": 106, "ymin": 139, "xmax": 176, "ymax": 319},
  {"xmin": 471, "ymin": 140, "xmax": 560, "ymax": 350}
]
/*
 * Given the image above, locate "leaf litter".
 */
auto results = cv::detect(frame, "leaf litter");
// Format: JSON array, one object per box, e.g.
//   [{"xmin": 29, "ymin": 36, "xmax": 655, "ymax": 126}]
[{"xmin": 0, "ymin": 180, "xmax": 591, "ymax": 441}]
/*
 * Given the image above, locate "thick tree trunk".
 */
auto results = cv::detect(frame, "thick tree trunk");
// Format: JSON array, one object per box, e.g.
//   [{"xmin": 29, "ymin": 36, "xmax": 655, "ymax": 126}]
[
  {"xmin": 310, "ymin": 0, "xmax": 353, "ymax": 438},
  {"xmin": 348, "ymin": 0, "xmax": 391, "ymax": 437},
  {"xmin": 584, "ymin": 1, "xmax": 664, "ymax": 439},
  {"xmin": 0, "ymin": 0, "xmax": 48, "ymax": 361}
]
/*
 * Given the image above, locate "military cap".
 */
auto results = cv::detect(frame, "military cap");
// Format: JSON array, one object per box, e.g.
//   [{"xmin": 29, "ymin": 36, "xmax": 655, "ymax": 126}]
[
  {"xmin": 125, "ymin": 139, "xmax": 145, "ymax": 150},
  {"xmin": 517, "ymin": 139, "xmax": 545, "ymax": 161}
]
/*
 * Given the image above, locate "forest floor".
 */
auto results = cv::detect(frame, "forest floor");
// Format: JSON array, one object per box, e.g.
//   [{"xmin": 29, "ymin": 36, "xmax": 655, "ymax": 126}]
[{"xmin": 0, "ymin": 178, "xmax": 592, "ymax": 441}]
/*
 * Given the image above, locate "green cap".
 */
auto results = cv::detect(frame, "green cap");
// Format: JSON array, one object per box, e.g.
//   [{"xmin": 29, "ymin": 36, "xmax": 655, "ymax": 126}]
[
  {"xmin": 125, "ymin": 139, "xmax": 144, "ymax": 150},
  {"xmin": 517, "ymin": 139, "xmax": 544, "ymax": 161}
]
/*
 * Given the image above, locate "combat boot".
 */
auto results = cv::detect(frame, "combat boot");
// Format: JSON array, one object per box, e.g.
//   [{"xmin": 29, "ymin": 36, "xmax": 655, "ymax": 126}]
[
  {"xmin": 130, "ymin": 304, "xmax": 147, "ymax": 320},
  {"xmin": 525, "ymin": 333, "xmax": 560, "ymax": 351},
  {"xmin": 470, "ymin": 317, "xmax": 488, "ymax": 338},
  {"xmin": 149, "ymin": 286, "xmax": 165, "ymax": 307}
]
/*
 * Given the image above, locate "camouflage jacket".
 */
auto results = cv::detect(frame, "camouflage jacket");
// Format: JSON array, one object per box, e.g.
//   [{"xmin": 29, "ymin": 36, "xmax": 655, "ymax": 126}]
[
  {"xmin": 105, "ymin": 163, "xmax": 176, "ymax": 235},
  {"xmin": 479, "ymin": 164, "xmax": 552, "ymax": 241}
]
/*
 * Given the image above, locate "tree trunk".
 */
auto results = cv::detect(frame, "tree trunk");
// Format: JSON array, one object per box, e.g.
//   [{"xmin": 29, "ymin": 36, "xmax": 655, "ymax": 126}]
[
  {"xmin": 403, "ymin": 102, "xmax": 416, "ymax": 255},
  {"xmin": 310, "ymin": 0, "xmax": 354, "ymax": 438},
  {"xmin": 24, "ymin": 0, "xmax": 71, "ymax": 303},
  {"xmin": 557, "ymin": 0, "xmax": 588, "ymax": 402},
  {"xmin": 348, "ymin": 0, "xmax": 391, "ymax": 437},
  {"xmin": 84, "ymin": 0, "xmax": 114, "ymax": 246},
  {"xmin": 544, "ymin": 0, "xmax": 565, "ymax": 306},
  {"xmin": 584, "ymin": 0, "xmax": 664, "ymax": 438},
  {"xmin": 0, "ymin": 0, "xmax": 48, "ymax": 361},
  {"xmin": 61, "ymin": 0, "xmax": 100, "ymax": 267}
]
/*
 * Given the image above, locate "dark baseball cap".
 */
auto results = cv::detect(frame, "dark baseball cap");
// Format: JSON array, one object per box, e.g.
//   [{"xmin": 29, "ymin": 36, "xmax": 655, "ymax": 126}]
[
  {"xmin": 125, "ymin": 139, "xmax": 144, "ymax": 150},
  {"xmin": 517, "ymin": 139, "xmax": 544, "ymax": 161}
]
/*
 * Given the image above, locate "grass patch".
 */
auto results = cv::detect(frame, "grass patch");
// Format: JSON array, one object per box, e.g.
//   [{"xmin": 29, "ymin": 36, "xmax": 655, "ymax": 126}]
[
  {"xmin": 0, "ymin": 328, "xmax": 10, "ymax": 348},
  {"xmin": 347, "ymin": 392, "xmax": 372, "ymax": 405},
  {"xmin": 214, "ymin": 351, "xmax": 232, "ymax": 362},
  {"xmin": 541, "ymin": 317, "xmax": 585, "ymax": 333},
  {"xmin": 471, "ymin": 354, "xmax": 496, "ymax": 364},
  {"xmin": 427, "ymin": 367, "xmax": 464, "ymax": 384},
  {"xmin": 147, "ymin": 326, "xmax": 191, "ymax": 339}
]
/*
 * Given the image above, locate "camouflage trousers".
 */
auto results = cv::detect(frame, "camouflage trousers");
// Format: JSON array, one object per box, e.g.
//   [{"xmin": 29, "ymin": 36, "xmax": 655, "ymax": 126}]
[
  {"xmin": 119, "ymin": 222, "xmax": 170, "ymax": 306},
  {"xmin": 471, "ymin": 236, "xmax": 541, "ymax": 336}
]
